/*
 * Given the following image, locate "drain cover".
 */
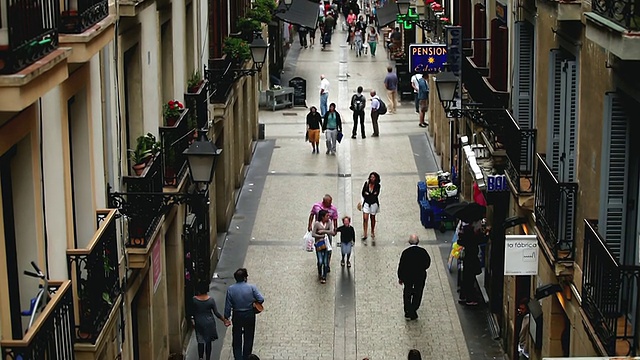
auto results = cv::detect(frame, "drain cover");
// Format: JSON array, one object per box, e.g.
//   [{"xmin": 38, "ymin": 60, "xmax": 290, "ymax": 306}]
[{"xmin": 282, "ymin": 112, "xmax": 298, "ymax": 116}]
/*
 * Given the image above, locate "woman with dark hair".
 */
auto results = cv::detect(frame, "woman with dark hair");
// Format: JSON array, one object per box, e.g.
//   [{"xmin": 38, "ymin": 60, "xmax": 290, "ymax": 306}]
[
  {"xmin": 312, "ymin": 209, "xmax": 336, "ymax": 284},
  {"xmin": 190, "ymin": 283, "xmax": 228, "ymax": 360},
  {"xmin": 306, "ymin": 106, "xmax": 323, "ymax": 153},
  {"xmin": 361, "ymin": 171, "xmax": 381, "ymax": 241},
  {"xmin": 408, "ymin": 349, "xmax": 422, "ymax": 360}
]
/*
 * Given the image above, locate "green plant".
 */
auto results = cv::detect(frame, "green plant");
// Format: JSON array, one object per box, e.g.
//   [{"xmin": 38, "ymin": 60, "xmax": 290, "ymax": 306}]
[
  {"xmin": 129, "ymin": 133, "xmax": 161, "ymax": 164},
  {"xmin": 255, "ymin": 0, "xmax": 276, "ymax": 13},
  {"xmin": 187, "ymin": 70, "xmax": 203, "ymax": 92},
  {"xmin": 237, "ymin": 17, "xmax": 262, "ymax": 34},
  {"xmin": 223, "ymin": 37, "xmax": 251, "ymax": 61}
]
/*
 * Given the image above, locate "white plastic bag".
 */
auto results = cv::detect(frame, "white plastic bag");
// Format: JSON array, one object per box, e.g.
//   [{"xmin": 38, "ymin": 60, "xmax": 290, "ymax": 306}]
[
  {"xmin": 325, "ymin": 234, "xmax": 333, "ymax": 252},
  {"xmin": 303, "ymin": 231, "xmax": 314, "ymax": 252}
]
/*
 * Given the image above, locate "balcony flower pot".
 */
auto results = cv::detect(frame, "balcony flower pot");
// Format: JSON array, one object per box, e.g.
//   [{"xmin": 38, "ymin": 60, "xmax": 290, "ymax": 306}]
[
  {"xmin": 163, "ymin": 100, "xmax": 185, "ymax": 126},
  {"xmin": 187, "ymin": 70, "xmax": 206, "ymax": 94}
]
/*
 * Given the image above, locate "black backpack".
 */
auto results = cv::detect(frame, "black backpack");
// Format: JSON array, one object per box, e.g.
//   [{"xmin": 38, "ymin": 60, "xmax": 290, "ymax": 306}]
[
  {"xmin": 351, "ymin": 94, "xmax": 366, "ymax": 111},
  {"xmin": 376, "ymin": 98, "xmax": 387, "ymax": 115}
]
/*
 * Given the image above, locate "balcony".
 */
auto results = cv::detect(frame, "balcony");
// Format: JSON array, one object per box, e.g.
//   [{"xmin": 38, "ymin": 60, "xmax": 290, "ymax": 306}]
[
  {"xmin": 534, "ymin": 154, "xmax": 578, "ymax": 267},
  {"xmin": 502, "ymin": 110, "xmax": 536, "ymax": 198},
  {"xmin": 160, "ymin": 109, "xmax": 193, "ymax": 187},
  {"xmin": 1, "ymin": 281, "xmax": 76, "ymax": 359},
  {"xmin": 59, "ymin": 0, "xmax": 115, "ymax": 64},
  {"xmin": 582, "ymin": 219, "xmax": 640, "ymax": 356},
  {"xmin": 67, "ymin": 209, "xmax": 121, "ymax": 346},
  {"xmin": 117, "ymin": 0, "xmax": 153, "ymax": 17},
  {"xmin": 462, "ymin": 56, "xmax": 509, "ymax": 109},
  {"xmin": 109, "ymin": 154, "xmax": 164, "ymax": 267},
  {"xmin": 185, "ymin": 79, "xmax": 209, "ymax": 129},
  {"xmin": 208, "ymin": 57, "xmax": 234, "ymax": 104},
  {"xmin": 585, "ymin": 0, "xmax": 640, "ymax": 60}
]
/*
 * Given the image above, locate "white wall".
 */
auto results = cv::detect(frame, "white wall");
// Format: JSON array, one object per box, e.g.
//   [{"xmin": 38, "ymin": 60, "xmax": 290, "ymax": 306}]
[
  {"xmin": 172, "ymin": 0, "xmax": 187, "ymax": 99},
  {"xmin": 140, "ymin": 3, "xmax": 162, "ymax": 135},
  {"xmin": 41, "ymin": 89, "xmax": 70, "ymax": 280},
  {"xmin": 198, "ymin": 0, "xmax": 209, "ymax": 64},
  {"xmin": 90, "ymin": 54, "xmax": 107, "ymax": 210}
]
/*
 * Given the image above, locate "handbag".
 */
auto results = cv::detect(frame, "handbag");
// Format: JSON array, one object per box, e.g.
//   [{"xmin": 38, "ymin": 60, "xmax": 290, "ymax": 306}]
[
  {"xmin": 252, "ymin": 301, "xmax": 264, "ymax": 314},
  {"xmin": 357, "ymin": 202, "xmax": 362, "ymax": 211},
  {"xmin": 337, "ymin": 132, "xmax": 343, "ymax": 143},
  {"xmin": 315, "ymin": 239, "xmax": 327, "ymax": 251}
]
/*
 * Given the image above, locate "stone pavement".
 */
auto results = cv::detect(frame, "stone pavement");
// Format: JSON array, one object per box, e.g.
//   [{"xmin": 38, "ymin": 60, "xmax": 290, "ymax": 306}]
[{"xmin": 185, "ymin": 25, "xmax": 505, "ymax": 360}]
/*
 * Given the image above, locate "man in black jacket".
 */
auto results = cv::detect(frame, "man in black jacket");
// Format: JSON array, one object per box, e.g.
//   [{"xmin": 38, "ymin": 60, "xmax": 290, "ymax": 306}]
[{"xmin": 397, "ymin": 234, "xmax": 431, "ymax": 320}]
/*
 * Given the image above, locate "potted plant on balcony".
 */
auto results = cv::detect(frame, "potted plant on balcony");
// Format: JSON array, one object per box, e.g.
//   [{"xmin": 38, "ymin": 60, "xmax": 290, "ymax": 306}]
[
  {"xmin": 249, "ymin": 0, "xmax": 276, "ymax": 23},
  {"xmin": 237, "ymin": 17, "xmax": 262, "ymax": 41},
  {"xmin": 187, "ymin": 70, "xmax": 205, "ymax": 94},
  {"xmin": 163, "ymin": 100, "xmax": 185, "ymax": 127},
  {"xmin": 128, "ymin": 133, "xmax": 161, "ymax": 175},
  {"xmin": 223, "ymin": 37, "xmax": 251, "ymax": 65}
]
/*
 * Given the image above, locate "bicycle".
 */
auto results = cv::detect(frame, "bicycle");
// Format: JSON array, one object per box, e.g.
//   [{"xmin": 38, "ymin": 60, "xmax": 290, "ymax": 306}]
[{"xmin": 21, "ymin": 261, "xmax": 49, "ymax": 332}]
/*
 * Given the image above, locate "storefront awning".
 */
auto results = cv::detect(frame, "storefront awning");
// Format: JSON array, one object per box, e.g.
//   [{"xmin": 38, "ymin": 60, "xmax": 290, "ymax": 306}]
[
  {"xmin": 376, "ymin": 2, "xmax": 399, "ymax": 28},
  {"xmin": 275, "ymin": 0, "xmax": 319, "ymax": 30}
]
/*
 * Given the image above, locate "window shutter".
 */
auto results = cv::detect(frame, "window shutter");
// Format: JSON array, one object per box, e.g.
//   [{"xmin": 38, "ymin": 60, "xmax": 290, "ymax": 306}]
[
  {"xmin": 546, "ymin": 49, "xmax": 563, "ymax": 176},
  {"xmin": 599, "ymin": 92, "xmax": 629, "ymax": 262},
  {"xmin": 560, "ymin": 60, "xmax": 578, "ymax": 183},
  {"xmin": 512, "ymin": 22, "xmax": 533, "ymax": 129}
]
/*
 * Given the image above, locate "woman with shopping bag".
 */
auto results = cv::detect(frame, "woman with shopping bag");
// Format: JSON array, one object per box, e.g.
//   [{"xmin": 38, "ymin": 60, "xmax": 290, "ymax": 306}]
[{"xmin": 312, "ymin": 209, "xmax": 336, "ymax": 284}]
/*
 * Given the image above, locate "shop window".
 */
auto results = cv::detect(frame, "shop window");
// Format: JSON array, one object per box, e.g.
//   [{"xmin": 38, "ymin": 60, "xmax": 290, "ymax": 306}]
[{"xmin": 512, "ymin": 21, "xmax": 534, "ymax": 129}]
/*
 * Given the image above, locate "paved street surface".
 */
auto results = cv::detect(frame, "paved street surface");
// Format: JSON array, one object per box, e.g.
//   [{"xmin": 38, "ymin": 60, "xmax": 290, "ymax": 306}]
[{"xmin": 185, "ymin": 25, "xmax": 505, "ymax": 360}]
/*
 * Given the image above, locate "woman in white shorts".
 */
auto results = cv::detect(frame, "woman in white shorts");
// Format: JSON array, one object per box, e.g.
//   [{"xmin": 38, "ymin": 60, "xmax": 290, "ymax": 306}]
[{"xmin": 361, "ymin": 171, "xmax": 381, "ymax": 241}]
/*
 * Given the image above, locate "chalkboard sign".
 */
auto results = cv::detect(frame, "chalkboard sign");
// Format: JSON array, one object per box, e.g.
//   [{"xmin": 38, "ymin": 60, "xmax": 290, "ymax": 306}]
[{"xmin": 289, "ymin": 77, "xmax": 307, "ymax": 107}]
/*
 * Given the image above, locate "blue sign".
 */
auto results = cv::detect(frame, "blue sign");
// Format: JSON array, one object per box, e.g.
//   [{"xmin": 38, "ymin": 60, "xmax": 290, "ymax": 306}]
[
  {"xmin": 409, "ymin": 44, "xmax": 448, "ymax": 74},
  {"xmin": 445, "ymin": 26, "xmax": 462, "ymax": 77},
  {"xmin": 487, "ymin": 175, "xmax": 509, "ymax": 192}
]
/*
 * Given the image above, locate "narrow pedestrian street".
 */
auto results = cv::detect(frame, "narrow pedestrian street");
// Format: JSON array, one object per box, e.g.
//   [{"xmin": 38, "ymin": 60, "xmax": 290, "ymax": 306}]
[{"xmin": 186, "ymin": 25, "xmax": 505, "ymax": 360}]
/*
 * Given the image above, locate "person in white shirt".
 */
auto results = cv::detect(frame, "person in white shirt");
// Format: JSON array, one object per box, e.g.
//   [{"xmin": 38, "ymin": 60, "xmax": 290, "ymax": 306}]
[
  {"xmin": 319, "ymin": 74, "xmax": 330, "ymax": 117},
  {"xmin": 369, "ymin": 90, "xmax": 380, "ymax": 137},
  {"xmin": 410, "ymin": 72, "xmax": 423, "ymax": 113}
]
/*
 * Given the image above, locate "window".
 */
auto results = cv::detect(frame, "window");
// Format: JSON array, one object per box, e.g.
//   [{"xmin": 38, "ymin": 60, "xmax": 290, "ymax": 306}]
[
  {"xmin": 489, "ymin": 19, "xmax": 508, "ymax": 91},
  {"xmin": 512, "ymin": 21, "xmax": 534, "ymax": 129},
  {"xmin": 546, "ymin": 49, "xmax": 577, "ymax": 183},
  {"xmin": 472, "ymin": 4, "xmax": 486, "ymax": 66}
]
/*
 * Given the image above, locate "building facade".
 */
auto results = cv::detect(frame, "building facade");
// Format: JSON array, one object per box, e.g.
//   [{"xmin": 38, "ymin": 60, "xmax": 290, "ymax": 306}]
[
  {"xmin": 426, "ymin": 0, "xmax": 640, "ymax": 357},
  {"xmin": 0, "ymin": 0, "xmax": 260, "ymax": 358}
]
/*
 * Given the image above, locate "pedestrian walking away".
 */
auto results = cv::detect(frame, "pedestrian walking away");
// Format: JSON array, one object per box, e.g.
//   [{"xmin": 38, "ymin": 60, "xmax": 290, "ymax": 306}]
[
  {"xmin": 410, "ymin": 71, "xmax": 423, "ymax": 113},
  {"xmin": 336, "ymin": 215, "xmax": 356, "ymax": 267},
  {"xmin": 322, "ymin": 103, "xmax": 343, "ymax": 155},
  {"xmin": 309, "ymin": 26, "xmax": 317, "ymax": 47},
  {"xmin": 306, "ymin": 106, "xmax": 323, "ymax": 153},
  {"xmin": 408, "ymin": 349, "xmax": 423, "ymax": 360},
  {"xmin": 456, "ymin": 220, "xmax": 485, "ymax": 306},
  {"xmin": 224, "ymin": 268, "xmax": 265, "ymax": 360},
  {"xmin": 308, "ymin": 194, "xmax": 339, "ymax": 272},
  {"xmin": 297, "ymin": 25, "xmax": 308, "ymax": 48},
  {"xmin": 369, "ymin": 90, "xmax": 381, "ymax": 136},
  {"xmin": 350, "ymin": 86, "xmax": 367, "ymax": 138},
  {"xmin": 312, "ymin": 209, "xmax": 337, "ymax": 283},
  {"xmin": 417, "ymin": 71, "xmax": 429, "ymax": 128},
  {"xmin": 397, "ymin": 234, "xmax": 431, "ymax": 320},
  {"xmin": 319, "ymin": 74, "xmax": 330, "ymax": 117},
  {"xmin": 360, "ymin": 171, "xmax": 380, "ymax": 242},
  {"xmin": 384, "ymin": 66, "xmax": 399, "ymax": 113},
  {"xmin": 191, "ymin": 283, "xmax": 229, "ymax": 360}
]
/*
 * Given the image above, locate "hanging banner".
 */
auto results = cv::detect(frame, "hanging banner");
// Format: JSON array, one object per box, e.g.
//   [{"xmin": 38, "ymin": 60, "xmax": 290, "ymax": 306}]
[
  {"xmin": 504, "ymin": 235, "xmax": 538, "ymax": 275},
  {"xmin": 445, "ymin": 25, "xmax": 462, "ymax": 77},
  {"xmin": 409, "ymin": 44, "xmax": 448, "ymax": 73}
]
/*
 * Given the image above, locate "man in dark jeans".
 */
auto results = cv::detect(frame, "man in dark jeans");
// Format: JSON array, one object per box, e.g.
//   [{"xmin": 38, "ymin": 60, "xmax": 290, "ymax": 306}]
[
  {"xmin": 350, "ymin": 86, "xmax": 367, "ymax": 138},
  {"xmin": 224, "ymin": 268, "xmax": 265, "ymax": 360},
  {"xmin": 298, "ymin": 25, "xmax": 308, "ymax": 48},
  {"xmin": 397, "ymin": 234, "xmax": 431, "ymax": 320}
]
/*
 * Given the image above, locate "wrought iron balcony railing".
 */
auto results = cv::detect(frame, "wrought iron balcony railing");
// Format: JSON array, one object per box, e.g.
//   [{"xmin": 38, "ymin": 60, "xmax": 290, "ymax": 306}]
[
  {"xmin": 160, "ymin": 109, "xmax": 193, "ymax": 187},
  {"xmin": 1, "ymin": 281, "xmax": 75, "ymax": 359},
  {"xmin": 502, "ymin": 111, "xmax": 536, "ymax": 194},
  {"xmin": 207, "ymin": 57, "xmax": 234, "ymax": 103},
  {"xmin": 582, "ymin": 219, "xmax": 640, "ymax": 356},
  {"xmin": 67, "ymin": 209, "xmax": 120, "ymax": 344},
  {"xmin": 535, "ymin": 154, "xmax": 578, "ymax": 261},
  {"xmin": 185, "ymin": 79, "xmax": 209, "ymax": 129},
  {"xmin": 462, "ymin": 56, "xmax": 509, "ymax": 108},
  {"xmin": 0, "ymin": 0, "xmax": 60, "ymax": 74},
  {"xmin": 592, "ymin": 0, "xmax": 640, "ymax": 30},
  {"xmin": 110, "ymin": 154, "xmax": 164, "ymax": 247},
  {"xmin": 60, "ymin": 0, "xmax": 109, "ymax": 34}
]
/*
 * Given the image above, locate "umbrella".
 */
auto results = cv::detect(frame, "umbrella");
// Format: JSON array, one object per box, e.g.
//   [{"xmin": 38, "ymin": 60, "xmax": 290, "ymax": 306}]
[{"xmin": 445, "ymin": 202, "xmax": 486, "ymax": 223}]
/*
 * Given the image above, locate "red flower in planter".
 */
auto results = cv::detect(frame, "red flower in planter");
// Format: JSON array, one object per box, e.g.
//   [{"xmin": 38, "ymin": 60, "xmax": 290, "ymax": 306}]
[{"xmin": 163, "ymin": 100, "xmax": 184, "ymax": 125}]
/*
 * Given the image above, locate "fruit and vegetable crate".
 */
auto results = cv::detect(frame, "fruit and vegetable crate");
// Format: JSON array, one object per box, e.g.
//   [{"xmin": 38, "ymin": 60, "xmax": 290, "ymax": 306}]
[{"xmin": 428, "ymin": 193, "xmax": 458, "ymax": 233}]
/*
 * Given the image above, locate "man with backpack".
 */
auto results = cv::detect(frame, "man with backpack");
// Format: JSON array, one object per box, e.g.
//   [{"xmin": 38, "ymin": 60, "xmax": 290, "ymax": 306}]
[
  {"xmin": 350, "ymin": 86, "xmax": 367, "ymax": 139},
  {"xmin": 369, "ymin": 90, "xmax": 387, "ymax": 137},
  {"xmin": 417, "ymin": 71, "xmax": 429, "ymax": 128}
]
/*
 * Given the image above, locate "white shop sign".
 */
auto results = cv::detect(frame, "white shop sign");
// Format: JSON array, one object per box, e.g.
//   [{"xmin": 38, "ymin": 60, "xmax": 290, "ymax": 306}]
[{"xmin": 504, "ymin": 235, "xmax": 538, "ymax": 275}]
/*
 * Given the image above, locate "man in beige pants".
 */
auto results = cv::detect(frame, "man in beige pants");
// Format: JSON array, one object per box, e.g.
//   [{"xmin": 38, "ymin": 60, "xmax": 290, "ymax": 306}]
[{"xmin": 383, "ymin": 66, "xmax": 398, "ymax": 113}]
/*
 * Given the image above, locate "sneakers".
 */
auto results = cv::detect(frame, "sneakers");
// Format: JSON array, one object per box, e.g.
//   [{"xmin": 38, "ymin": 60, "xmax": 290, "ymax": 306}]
[
  {"xmin": 351, "ymin": 135, "xmax": 357, "ymax": 139},
  {"xmin": 347, "ymin": 261, "xmax": 351, "ymax": 268},
  {"xmin": 326, "ymin": 149, "xmax": 330, "ymax": 154},
  {"xmin": 341, "ymin": 260, "xmax": 345, "ymax": 266},
  {"xmin": 419, "ymin": 123, "xmax": 427, "ymax": 128}
]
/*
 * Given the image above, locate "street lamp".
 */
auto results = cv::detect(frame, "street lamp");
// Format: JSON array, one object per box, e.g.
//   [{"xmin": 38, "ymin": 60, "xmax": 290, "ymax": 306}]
[
  {"xmin": 434, "ymin": 70, "xmax": 459, "ymax": 111},
  {"xmin": 282, "ymin": 0, "xmax": 293, "ymax": 10},
  {"xmin": 184, "ymin": 131, "xmax": 222, "ymax": 184},
  {"xmin": 249, "ymin": 35, "xmax": 269, "ymax": 71},
  {"xmin": 396, "ymin": 0, "xmax": 411, "ymax": 16}
]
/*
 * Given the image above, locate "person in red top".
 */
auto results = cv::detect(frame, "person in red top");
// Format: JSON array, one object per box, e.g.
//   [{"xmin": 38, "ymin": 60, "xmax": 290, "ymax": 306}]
[{"xmin": 307, "ymin": 194, "xmax": 339, "ymax": 272}]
